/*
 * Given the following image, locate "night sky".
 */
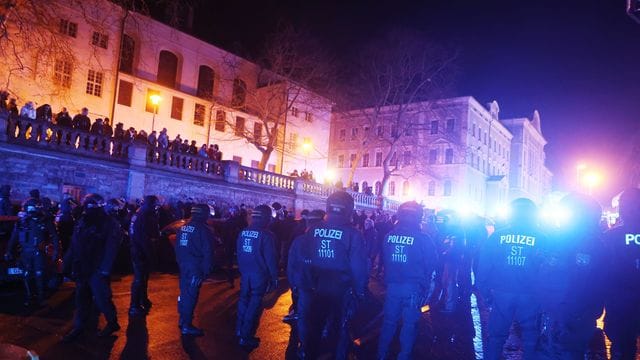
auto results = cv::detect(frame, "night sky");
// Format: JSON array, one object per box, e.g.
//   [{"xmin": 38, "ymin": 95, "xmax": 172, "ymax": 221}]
[{"xmin": 191, "ymin": 0, "xmax": 640, "ymax": 202}]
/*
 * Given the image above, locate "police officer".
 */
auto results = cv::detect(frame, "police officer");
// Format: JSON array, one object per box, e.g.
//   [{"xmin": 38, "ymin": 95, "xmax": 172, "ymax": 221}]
[
  {"xmin": 4, "ymin": 198, "xmax": 59, "ymax": 306},
  {"xmin": 236, "ymin": 204, "xmax": 278, "ymax": 348},
  {"xmin": 477, "ymin": 198, "xmax": 547, "ymax": 359},
  {"xmin": 128, "ymin": 195, "xmax": 160, "ymax": 316},
  {"xmin": 175, "ymin": 203, "xmax": 214, "ymax": 336},
  {"xmin": 537, "ymin": 193, "xmax": 607, "ymax": 359},
  {"xmin": 285, "ymin": 209, "xmax": 325, "ymax": 324},
  {"xmin": 63, "ymin": 194, "xmax": 122, "ymax": 342},
  {"xmin": 56, "ymin": 192, "xmax": 78, "ymax": 251},
  {"xmin": 377, "ymin": 201, "xmax": 437, "ymax": 360},
  {"xmin": 296, "ymin": 191, "xmax": 368, "ymax": 359},
  {"xmin": 603, "ymin": 188, "xmax": 640, "ymax": 360}
]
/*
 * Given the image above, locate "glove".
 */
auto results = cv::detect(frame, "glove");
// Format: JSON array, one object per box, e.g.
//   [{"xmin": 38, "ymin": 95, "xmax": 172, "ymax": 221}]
[
  {"xmin": 266, "ymin": 279, "xmax": 278, "ymax": 293},
  {"xmin": 190, "ymin": 275, "xmax": 203, "ymax": 287},
  {"xmin": 3, "ymin": 252, "xmax": 12, "ymax": 262}
]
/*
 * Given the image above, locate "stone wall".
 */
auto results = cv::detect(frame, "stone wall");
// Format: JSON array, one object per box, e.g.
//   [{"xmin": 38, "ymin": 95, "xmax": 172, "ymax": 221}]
[{"xmin": 0, "ymin": 111, "xmax": 398, "ymax": 214}]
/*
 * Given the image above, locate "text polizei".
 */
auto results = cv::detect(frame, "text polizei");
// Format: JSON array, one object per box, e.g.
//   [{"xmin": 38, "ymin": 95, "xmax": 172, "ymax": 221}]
[{"xmin": 314, "ymin": 228, "xmax": 342, "ymax": 259}]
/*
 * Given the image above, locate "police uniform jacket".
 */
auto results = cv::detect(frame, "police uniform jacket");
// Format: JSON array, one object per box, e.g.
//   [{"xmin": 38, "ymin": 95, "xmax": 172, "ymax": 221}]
[
  {"xmin": 382, "ymin": 223, "xmax": 437, "ymax": 288},
  {"xmin": 69, "ymin": 213, "xmax": 121, "ymax": 280},
  {"xmin": 236, "ymin": 225, "xmax": 278, "ymax": 283},
  {"xmin": 175, "ymin": 218, "xmax": 214, "ymax": 278}
]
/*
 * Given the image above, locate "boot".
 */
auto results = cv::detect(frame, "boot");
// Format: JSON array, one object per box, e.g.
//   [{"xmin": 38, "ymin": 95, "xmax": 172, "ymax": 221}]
[
  {"xmin": 97, "ymin": 321, "xmax": 121, "ymax": 337},
  {"xmin": 128, "ymin": 306, "xmax": 146, "ymax": 317},
  {"xmin": 180, "ymin": 324, "xmax": 204, "ymax": 337},
  {"xmin": 62, "ymin": 328, "xmax": 83, "ymax": 343},
  {"xmin": 238, "ymin": 336, "xmax": 260, "ymax": 348}
]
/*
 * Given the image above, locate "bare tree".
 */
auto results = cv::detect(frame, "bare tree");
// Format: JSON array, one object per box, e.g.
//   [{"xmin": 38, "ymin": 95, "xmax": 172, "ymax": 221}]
[
  {"xmin": 221, "ymin": 24, "xmax": 335, "ymax": 170},
  {"xmin": 337, "ymin": 29, "xmax": 458, "ymax": 193}
]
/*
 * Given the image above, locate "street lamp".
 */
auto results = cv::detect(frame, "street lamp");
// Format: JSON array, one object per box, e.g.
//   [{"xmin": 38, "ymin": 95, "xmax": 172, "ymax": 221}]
[
  {"xmin": 302, "ymin": 139, "xmax": 312, "ymax": 170},
  {"xmin": 576, "ymin": 162, "xmax": 587, "ymax": 190},
  {"xmin": 149, "ymin": 94, "xmax": 161, "ymax": 132},
  {"xmin": 583, "ymin": 171, "xmax": 601, "ymax": 196}
]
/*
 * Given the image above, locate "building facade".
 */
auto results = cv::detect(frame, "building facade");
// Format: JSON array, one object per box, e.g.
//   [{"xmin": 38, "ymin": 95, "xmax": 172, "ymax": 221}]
[
  {"xmin": 0, "ymin": 0, "xmax": 331, "ymax": 178},
  {"xmin": 329, "ymin": 96, "xmax": 552, "ymax": 216}
]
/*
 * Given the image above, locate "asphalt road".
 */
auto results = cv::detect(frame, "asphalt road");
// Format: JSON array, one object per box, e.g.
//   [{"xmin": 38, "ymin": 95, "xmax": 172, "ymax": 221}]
[{"xmin": 0, "ymin": 272, "xmax": 621, "ymax": 359}]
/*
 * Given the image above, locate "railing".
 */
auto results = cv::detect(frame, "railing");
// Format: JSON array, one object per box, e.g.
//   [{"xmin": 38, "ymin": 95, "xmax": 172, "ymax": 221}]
[
  {"xmin": 301, "ymin": 180, "xmax": 336, "ymax": 197},
  {"xmin": 239, "ymin": 166, "xmax": 296, "ymax": 192},
  {"xmin": 4, "ymin": 115, "xmax": 130, "ymax": 161},
  {"xmin": 146, "ymin": 147, "xmax": 224, "ymax": 178},
  {"xmin": 0, "ymin": 111, "xmax": 399, "ymax": 213}
]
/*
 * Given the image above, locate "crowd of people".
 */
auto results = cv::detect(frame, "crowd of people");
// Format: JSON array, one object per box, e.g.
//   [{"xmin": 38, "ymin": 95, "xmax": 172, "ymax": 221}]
[
  {"xmin": 0, "ymin": 95, "xmax": 224, "ymax": 161},
  {"xmin": 1, "ymin": 182, "xmax": 639, "ymax": 359}
]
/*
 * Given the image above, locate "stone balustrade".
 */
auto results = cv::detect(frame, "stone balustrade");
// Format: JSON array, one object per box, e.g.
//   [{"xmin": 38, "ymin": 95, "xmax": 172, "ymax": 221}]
[
  {"xmin": 3, "ymin": 115, "xmax": 130, "ymax": 162},
  {"xmin": 0, "ymin": 110, "xmax": 397, "ymax": 213}
]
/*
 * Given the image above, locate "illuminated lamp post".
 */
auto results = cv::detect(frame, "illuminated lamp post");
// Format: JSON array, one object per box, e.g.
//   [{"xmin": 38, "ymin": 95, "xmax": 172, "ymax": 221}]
[
  {"xmin": 576, "ymin": 162, "xmax": 587, "ymax": 191},
  {"xmin": 583, "ymin": 171, "xmax": 601, "ymax": 196},
  {"xmin": 149, "ymin": 94, "xmax": 161, "ymax": 132},
  {"xmin": 302, "ymin": 139, "xmax": 312, "ymax": 171}
]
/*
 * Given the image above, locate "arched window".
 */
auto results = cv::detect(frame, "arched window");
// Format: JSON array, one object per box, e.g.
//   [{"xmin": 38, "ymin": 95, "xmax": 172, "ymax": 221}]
[
  {"xmin": 119, "ymin": 34, "xmax": 135, "ymax": 74},
  {"xmin": 231, "ymin": 78, "xmax": 247, "ymax": 107},
  {"xmin": 402, "ymin": 181, "xmax": 410, "ymax": 196},
  {"xmin": 196, "ymin": 65, "xmax": 214, "ymax": 99},
  {"xmin": 157, "ymin": 50, "xmax": 178, "ymax": 88},
  {"xmin": 374, "ymin": 181, "xmax": 382, "ymax": 195},
  {"xmin": 362, "ymin": 181, "xmax": 368, "ymax": 193},
  {"xmin": 444, "ymin": 180, "xmax": 452, "ymax": 196},
  {"xmin": 428, "ymin": 181, "xmax": 435, "ymax": 196},
  {"xmin": 388, "ymin": 181, "xmax": 396, "ymax": 196}
]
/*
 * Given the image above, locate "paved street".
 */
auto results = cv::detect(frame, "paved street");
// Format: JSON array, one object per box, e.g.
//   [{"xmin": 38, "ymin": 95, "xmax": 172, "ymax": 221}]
[{"xmin": 0, "ymin": 272, "xmax": 614, "ymax": 359}]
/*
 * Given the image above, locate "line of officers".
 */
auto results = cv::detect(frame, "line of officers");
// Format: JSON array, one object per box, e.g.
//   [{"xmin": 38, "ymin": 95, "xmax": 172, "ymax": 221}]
[{"xmin": 3, "ymin": 187, "xmax": 640, "ymax": 359}]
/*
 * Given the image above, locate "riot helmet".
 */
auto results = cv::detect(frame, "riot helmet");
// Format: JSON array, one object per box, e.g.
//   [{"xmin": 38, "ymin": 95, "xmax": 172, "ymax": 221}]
[
  {"xmin": 251, "ymin": 204, "xmax": 274, "ymax": 228},
  {"xmin": 618, "ymin": 188, "xmax": 640, "ymax": 224},
  {"xmin": 508, "ymin": 197, "xmax": 538, "ymax": 226},
  {"xmin": 326, "ymin": 191, "xmax": 354, "ymax": 221},
  {"xmin": 397, "ymin": 201, "xmax": 423, "ymax": 226}
]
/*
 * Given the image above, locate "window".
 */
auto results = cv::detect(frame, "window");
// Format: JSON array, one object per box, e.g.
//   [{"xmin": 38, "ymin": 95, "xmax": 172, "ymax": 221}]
[
  {"xmin": 117, "ymin": 80, "xmax": 133, "ymax": 107},
  {"xmin": 171, "ymin": 97, "xmax": 184, "ymax": 120},
  {"xmin": 91, "ymin": 31, "xmax": 108, "ymax": 49},
  {"xmin": 214, "ymin": 110, "xmax": 225, "ymax": 132},
  {"xmin": 390, "ymin": 152, "xmax": 397, "ymax": 166},
  {"xmin": 196, "ymin": 65, "xmax": 214, "ymax": 99},
  {"xmin": 233, "ymin": 155, "xmax": 242, "ymax": 164},
  {"xmin": 362, "ymin": 153, "xmax": 369, "ymax": 167},
  {"xmin": 85, "ymin": 70, "xmax": 103, "ymax": 97},
  {"xmin": 193, "ymin": 103, "xmax": 205, "ymax": 126},
  {"xmin": 444, "ymin": 180, "xmax": 452, "ymax": 196},
  {"xmin": 337, "ymin": 155, "xmax": 344, "ymax": 168},
  {"xmin": 428, "ymin": 181, "xmax": 435, "ymax": 196},
  {"xmin": 349, "ymin": 154, "xmax": 357, "ymax": 167},
  {"xmin": 145, "ymin": 89, "xmax": 160, "ymax": 113},
  {"xmin": 376, "ymin": 126, "xmax": 384, "ymax": 138},
  {"xmin": 304, "ymin": 112, "xmax": 313, "ymax": 122},
  {"xmin": 389, "ymin": 181, "xmax": 396, "ymax": 196},
  {"xmin": 171, "ymin": 96, "xmax": 184, "ymax": 120},
  {"xmin": 445, "ymin": 148, "xmax": 453, "ymax": 164},
  {"xmin": 253, "ymin": 122, "xmax": 263, "ymax": 144},
  {"xmin": 430, "ymin": 120, "xmax": 439, "ymax": 135},
  {"xmin": 54, "ymin": 60, "xmax": 72, "ymax": 88},
  {"xmin": 429, "ymin": 149, "xmax": 438, "ymax": 164},
  {"xmin": 231, "ymin": 78, "xmax": 247, "ymax": 107},
  {"xmin": 290, "ymin": 107, "xmax": 299, "ymax": 117},
  {"xmin": 375, "ymin": 152, "xmax": 382, "ymax": 167},
  {"xmin": 59, "ymin": 19, "xmax": 77, "ymax": 38},
  {"xmin": 157, "ymin": 50, "xmax": 178, "ymax": 88},
  {"xmin": 446, "ymin": 119, "xmax": 455, "ymax": 133},
  {"xmin": 362, "ymin": 181, "xmax": 368, "ymax": 193},
  {"xmin": 374, "ymin": 181, "xmax": 382, "ymax": 195},
  {"xmin": 339, "ymin": 129, "xmax": 346, "ymax": 141},
  {"xmin": 267, "ymin": 164, "xmax": 276, "ymax": 172},
  {"xmin": 472, "ymin": 123, "xmax": 476, "ymax": 137},
  {"xmin": 351, "ymin": 128, "xmax": 358, "ymax": 140},
  {"xmin": 119, "ymin": 34, "xmax": 135, "ymax": 74},
  {"xmin": 402, "ymin": 181, "xmax": 410, "ymax": 196},
  {"xmin": 483, "ymin": 132, "xmax": 487, "ymax": 145},
  {"xmin": 234, "ymin": 116, "xmax": 245, "ymax": 136},
  {"xmin": 251, "ymin": 160, "xmax": 260, "ymax": 168},
  {"xmin": 403, "ymin": 151, "xmax": 412, "ymax": 166},
  {"xmin": 391, "ymin": 125, "xmax": 398, "ymax": 138}
]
